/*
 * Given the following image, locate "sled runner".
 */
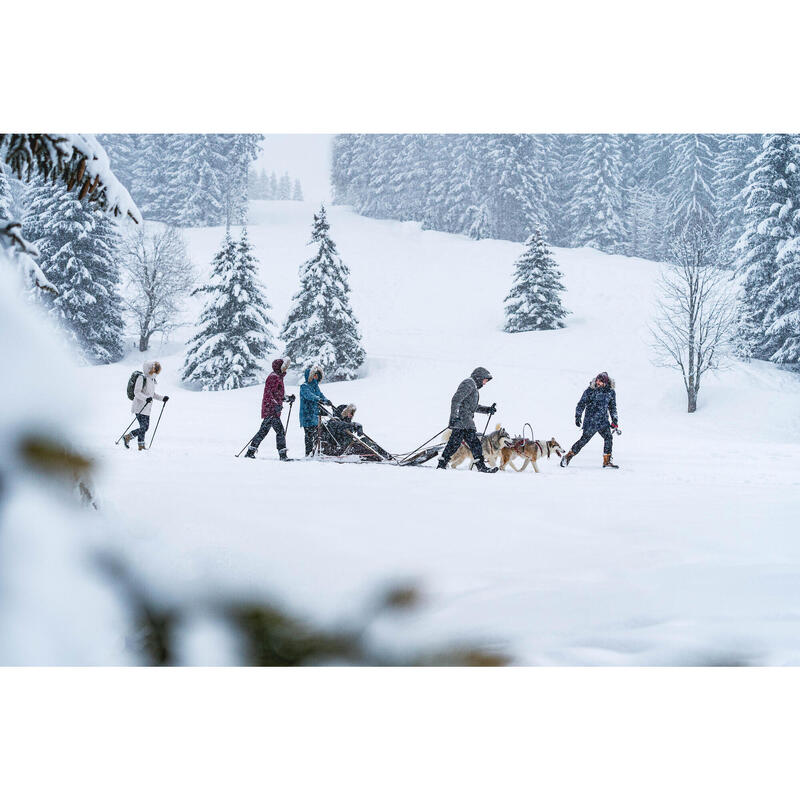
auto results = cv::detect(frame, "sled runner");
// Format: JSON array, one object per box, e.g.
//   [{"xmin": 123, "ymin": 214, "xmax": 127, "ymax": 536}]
[{"xmin": 312, "ymin": 402, "xmax": 443, "ymax": 467}]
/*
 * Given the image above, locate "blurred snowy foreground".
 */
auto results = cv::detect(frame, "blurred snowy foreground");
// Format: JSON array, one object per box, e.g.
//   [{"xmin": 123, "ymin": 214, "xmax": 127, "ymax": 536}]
[{"xmin": 3, "ymin": 201, "xmax": 800, "ymax": 665}]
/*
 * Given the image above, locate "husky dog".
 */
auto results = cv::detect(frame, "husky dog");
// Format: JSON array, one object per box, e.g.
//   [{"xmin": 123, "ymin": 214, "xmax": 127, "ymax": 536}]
[
  {"xmin": 442, "ymin": 424, "xmax": 511, "ymax": 470},
  {"xmin": 499, "ymin": 437, "xmax": 565, "ymax": 473}
]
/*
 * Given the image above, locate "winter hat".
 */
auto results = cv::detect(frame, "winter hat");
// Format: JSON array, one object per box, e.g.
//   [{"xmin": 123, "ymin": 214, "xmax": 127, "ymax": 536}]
[
  {"xmin": 308, "ymin": 363, "xmax": 323, "ymax": 381},
  {"xmin": 342, "ymin": 404, "xmax": 357, "ymax": 417},
  {"xmin": 272, "ymin": 358, "xmax": 285, "ymax": 373},
  {"xmin": 470, "ymin": 367, "xmax": 492, "ymax": 385}
]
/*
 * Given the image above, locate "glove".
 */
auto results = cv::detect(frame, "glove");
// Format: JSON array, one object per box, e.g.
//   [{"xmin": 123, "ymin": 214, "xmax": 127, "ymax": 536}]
[
  {"xmin": 285, "ymin": 394, "xmax": 296, "ymax": 403},
  {"xmin": 145, "ymin": 397, "xmax": 153, "ymax": 404},
  {"xmin": 489, "ymin": 403, "xmax": 497, "ymax": 414},
  {"xmin": 162, "ymin": 396, "xmax": 170, "ymax": 403},
  {"xmin": 575, "ymin": 418, "xmax": 582, "ymax": 428}
]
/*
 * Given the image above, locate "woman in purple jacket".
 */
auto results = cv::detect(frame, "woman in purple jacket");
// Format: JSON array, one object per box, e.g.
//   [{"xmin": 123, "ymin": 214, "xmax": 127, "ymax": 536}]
[{"xmin": 245, "ymin": 358, "xmax": 294, "ymax": 460}]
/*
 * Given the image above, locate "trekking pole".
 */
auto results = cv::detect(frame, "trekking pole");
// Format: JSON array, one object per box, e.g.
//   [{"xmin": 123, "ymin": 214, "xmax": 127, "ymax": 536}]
[
  {"xmin": 235, "ymin": 433, "xmax": 256, "ymax": 458},
  {"xmin": 285, "ymin": 397, "xmax": 295, "ymax": 428},
  {"xmin": 147, "ymin": 401, "xmax": 167, "ymax": 449},
  {"xmin": 481, "ymin": 411, "xmax": 495, "ymax": 438},
  {"xmin": 115, "ymin": 417, "xmax": 137, "ymax": 445},
  {"xmin": 115, "ymin": 397, "xmax": 152, "ymax": 445}
]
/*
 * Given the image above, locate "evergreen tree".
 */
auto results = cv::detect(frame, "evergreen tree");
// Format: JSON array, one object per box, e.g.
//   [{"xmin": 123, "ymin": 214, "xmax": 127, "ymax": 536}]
[
  {"xmin": 281, "ymin": 205, "xmax": 365, "ymax": 380},
  {"xmin": 568, "ymin": 135, "xmax": 628, "ymax": 253},
  {"xmin": 715, "ymin": 134, "xmax": 761, "ymax": 268},
  {"xmin": 292, "ymin": 179, "xmax": 304, "ymax": 201},
  {"xmin": 269, "ymin": 172, "xmax": 278, "ymax": 200},
  {"xmin": 183, "ymin": 229, "xmax": 275, "ymax": 390},
  {"xmin": 278, "ymin": 172, "xmax": 291, "ymax": 201},
  {"xmin": 735, "ymin": 134, "xmax": 800, "ymax": 360},
  {"xmin": 0, "ymin": 166, "xmax": 11, "ymax": 221},
  {"xmin": 504, "ymin": 230, "xmax": 568, "ymax": 332},
  {"xmin": 23, "ymin": 179, "xmax": 124, "ymax": 363},
  {"xmin": 663, "ymin": 134, "xmax": 719, "ymax": 239}
]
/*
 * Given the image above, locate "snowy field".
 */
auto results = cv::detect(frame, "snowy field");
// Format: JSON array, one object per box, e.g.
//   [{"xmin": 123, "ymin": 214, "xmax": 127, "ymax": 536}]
[{"xmin": 77, "ymin": 200, "xmax": 800, "ymax": 665}]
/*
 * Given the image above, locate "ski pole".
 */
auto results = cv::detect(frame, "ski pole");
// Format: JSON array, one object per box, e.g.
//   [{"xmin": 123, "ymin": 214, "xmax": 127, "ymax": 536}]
[
  {"xmin": 115, "ymin": 417, "xmax": 137, "ymax": 445},
  {"xmin": 235, "ymin": 432, "xmax": 256, "ymax": 458},
  {"xmin": 285, "ymin": 397, "xmax": 295, "ymax": 428},
  {"xmin": 115, "ymin": 397, "xmax": 152, "ymax": 444},
  {"xmin": 147, "ymin": 400, "xmax": 167, "ymax": 449}
]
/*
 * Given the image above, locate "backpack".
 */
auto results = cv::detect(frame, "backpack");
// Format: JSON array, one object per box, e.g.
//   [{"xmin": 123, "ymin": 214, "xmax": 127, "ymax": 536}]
[{"xmin": 126, "ymin": 370, "xmax": 145, "ymax": 401}]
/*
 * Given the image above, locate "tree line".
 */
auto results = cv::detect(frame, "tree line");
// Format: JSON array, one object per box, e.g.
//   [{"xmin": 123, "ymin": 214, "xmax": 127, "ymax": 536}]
[{"xmin": 331, "ymin": 134, "xmax": 800, "ymax": 367}]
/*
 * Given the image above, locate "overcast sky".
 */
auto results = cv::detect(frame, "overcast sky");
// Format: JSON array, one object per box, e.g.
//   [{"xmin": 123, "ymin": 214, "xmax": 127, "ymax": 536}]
[{"xmin": 253, "ymin": 134, "xmax": 334, "ymax": 204}]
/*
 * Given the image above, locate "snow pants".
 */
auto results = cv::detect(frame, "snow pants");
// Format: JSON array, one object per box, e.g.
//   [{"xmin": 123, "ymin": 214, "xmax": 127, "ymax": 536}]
[
  {"xmin": 441, "ymin": 428, "xmax": 484, "ymax": 465},
  {"xmin": 251, "ymin": 416, "xmax": 286, "ymax": 452},
  {"xmin": 571, "ymin": 425, "xmax": 613, "ymax": 456},
  {"xmin": 303, "ymin": 427, "xmax": 318, "ymax": 456},
  {"xmin": 130, "ymin": 413, "xmax": 151, "ymax": 445}
]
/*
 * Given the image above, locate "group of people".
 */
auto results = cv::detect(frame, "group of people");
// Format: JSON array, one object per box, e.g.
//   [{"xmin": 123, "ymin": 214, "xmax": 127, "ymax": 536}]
[
  {"xmin": 433, "ymin": 367, "xmax": 620, "ymax": 472},
  {"xmin": 120, "ymin": 358, "xmax": 621, "ymax": 469},
  {"xmin": 243, "ymin": 359, "xmax": 361, "ymax": 460}
]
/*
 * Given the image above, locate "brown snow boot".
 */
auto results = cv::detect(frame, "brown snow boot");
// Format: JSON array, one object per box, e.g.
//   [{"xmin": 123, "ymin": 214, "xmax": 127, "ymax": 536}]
[
  {"xmin": 138, "ymin": 442, "xmax": 146, "ymax": 451},
  {"xmin": 123, "ymin": 433, "xmax": 133, "ymax": 449},
  {"xmin": 560, "ymin": 450, "xmax": 574, "ymax": 468},
  {"xmin": 603, "ymin": 454, "xmax": 619, "ymax": 469}
]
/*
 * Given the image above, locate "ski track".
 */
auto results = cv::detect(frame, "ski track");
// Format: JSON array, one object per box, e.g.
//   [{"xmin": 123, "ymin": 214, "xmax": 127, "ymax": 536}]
[{"xmin": 78, "ymin": 201, "xmax": 800, "ymax": 665}]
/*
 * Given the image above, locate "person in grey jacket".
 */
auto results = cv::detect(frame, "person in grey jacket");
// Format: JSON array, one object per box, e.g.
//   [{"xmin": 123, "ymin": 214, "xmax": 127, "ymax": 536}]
[
  {"xmin": 123, "ymin": 360, "xmax": 168, "ymax": 451},
  {"xmin": 436, "ymin": 366, "xmax": 498, "ymax": 473}
]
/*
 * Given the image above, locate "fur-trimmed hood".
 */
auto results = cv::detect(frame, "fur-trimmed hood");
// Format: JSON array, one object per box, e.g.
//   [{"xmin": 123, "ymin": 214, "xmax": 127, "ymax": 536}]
[
  {"xmin": 305, "ymin": 364, "xmax": 323, "ymax": 382},
  {"xmin": 590, "ymin": 372, "xmax": 615, "ymax": 390}
]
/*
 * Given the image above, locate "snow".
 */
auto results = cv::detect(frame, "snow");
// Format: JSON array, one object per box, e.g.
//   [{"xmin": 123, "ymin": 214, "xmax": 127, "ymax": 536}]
[{"xmin": 33, "ymin": 201, "xmax": 800, "ymax": 663}]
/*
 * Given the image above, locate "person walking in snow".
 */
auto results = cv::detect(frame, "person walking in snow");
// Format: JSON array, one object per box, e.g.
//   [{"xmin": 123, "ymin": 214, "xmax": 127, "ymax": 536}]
[
  {"xmin": 245, "ymin": 358, "xmax": 294, "ymax": 460},
  {"xmin": 123, "ymin": 361, "xmax": 169, "ymax": 451},
  {"xmin": 299, "ymin": 364, "xmax": 330, "ymax": 456},
  {"xmin": 437, "ymin": 366, "xmax": 498, "ymax": 473},
  {"xmin": 560, "ymin": 371, "xmax": 620, "ymax": 469}
]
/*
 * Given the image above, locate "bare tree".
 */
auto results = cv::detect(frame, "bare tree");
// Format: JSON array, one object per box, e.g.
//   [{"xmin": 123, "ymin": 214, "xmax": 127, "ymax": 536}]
[
  {"xmin": 651, "ymin": 223, "xmax": 737, "ymax": 412},
  {"xmin": 121, "ymin": 225, "xmax": 195, "ymax": 352}
]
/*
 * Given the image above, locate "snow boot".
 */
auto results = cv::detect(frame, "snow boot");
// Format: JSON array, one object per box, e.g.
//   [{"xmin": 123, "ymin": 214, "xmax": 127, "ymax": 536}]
[
  {"xmin": 244, "ymin": 446, "xmax": 257, "ymax": 459},
  {"xmin": 436, "ymin": 459, "xmax": 448, "ymax": 470},
  {"xmin": 603, "ymin": 454, "xmax": 619, "ymax": 469},
  {"xmin": 123, "ymin": 433, "xmax": 133, "ymax": 449},
  {"xmin": 475, "ymin": 459, "xmax": 498, "ymax": 474},
  {"xmin": 560, "ymin": 450, "xmax": 574, "ymax": 468},
  {"xmin": 138, "ymin": 442, "xmax": 146, "ymax": 451},
  {"xmin": 279, "ymin": 449, "xmax": 289, "ymax": 462}
]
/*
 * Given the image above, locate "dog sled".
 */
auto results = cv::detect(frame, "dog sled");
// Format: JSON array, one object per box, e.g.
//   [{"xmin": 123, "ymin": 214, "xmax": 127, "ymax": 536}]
[{"xmin": 312, "ymin": 401, "xmax": 444, "ymax": 467}]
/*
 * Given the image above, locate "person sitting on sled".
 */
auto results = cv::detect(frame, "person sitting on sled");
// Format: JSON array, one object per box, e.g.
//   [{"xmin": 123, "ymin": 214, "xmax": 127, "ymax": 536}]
[
  {"xmin": 560, "ymin": 371, "xmax": 621, "ymax": 469},
  {"xmin": 328, "ymin": 404, "xmax": 363, "ymax": 437}
]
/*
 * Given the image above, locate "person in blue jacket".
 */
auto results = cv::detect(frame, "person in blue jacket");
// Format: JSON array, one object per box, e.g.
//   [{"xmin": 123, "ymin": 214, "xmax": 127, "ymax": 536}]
[
  {"xmin": 299, "ymin": 364, "xmax": 330, "ymax": 456},
  {"xmin": 560, "ymin": 371, "xmax": 621, "ymax": 468}
]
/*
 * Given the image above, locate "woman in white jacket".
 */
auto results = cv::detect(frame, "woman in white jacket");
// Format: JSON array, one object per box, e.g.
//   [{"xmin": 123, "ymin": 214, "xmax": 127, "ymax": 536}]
[{"xmin": 123, "ymin": 361, "xmax": 169, "ymax": 450}]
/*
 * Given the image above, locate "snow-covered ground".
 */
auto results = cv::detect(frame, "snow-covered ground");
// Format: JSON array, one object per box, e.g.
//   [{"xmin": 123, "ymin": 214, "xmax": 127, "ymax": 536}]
[{"xmin": 77, "ymin": 200, "xmax": 800, "ymax": 665}]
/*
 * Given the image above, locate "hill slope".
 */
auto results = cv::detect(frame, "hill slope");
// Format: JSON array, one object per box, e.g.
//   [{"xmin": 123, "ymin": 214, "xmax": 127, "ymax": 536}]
[{"xmin": 79, "ymin": 201, "xmax": 800, "ymax": 665}]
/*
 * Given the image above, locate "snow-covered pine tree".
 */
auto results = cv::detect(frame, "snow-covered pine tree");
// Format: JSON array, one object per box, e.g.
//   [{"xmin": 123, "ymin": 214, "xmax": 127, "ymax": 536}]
[
  {"xmin": 278, "ymin": 172, "xmax": 291, "ymax": 201},
  {"xmin": 281, "ymin": 204, "xmax": 365, "ymax": 380},
  {"xmin": 23, "ymin": 179, "xmax": 124, "ymax": 363},
  {"xmin": 735, "ymin": 134, "xmax": 800, "ymax": 360},
  {"xmin": 504, "ymin": 230, "xmax": 568, "ymax": 332},
  {"xmin": 269, "ymin": 172, "xmax": 278, "ymax": 200},
  {"xmin": 568, "ymin": 135, "xmax": 628, "ymax": 254},
  {"xmin": 173, "ymin": 135, "xmax": 226, "ymax": 227},
  {"xmin": 182, "ymin": 229, "xmax": 274, "ymax": 390},
  {"xmin": 715, "ymin": 134, "xmax": 761, "ymax": 269},
  {"xmin": 1, "ymin": 166, "xmax": 14, "ymax": 221},
  {"xmin": 662, "ymin": 134, "xmax": 720, "ymax": 240},
  {"xmin": 292, "ymin": 178, "xmax": 304, "ymax": 201},
  {"xmin": 764, "ymin": 233, "xmax": 800, "ymax": 365}
]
